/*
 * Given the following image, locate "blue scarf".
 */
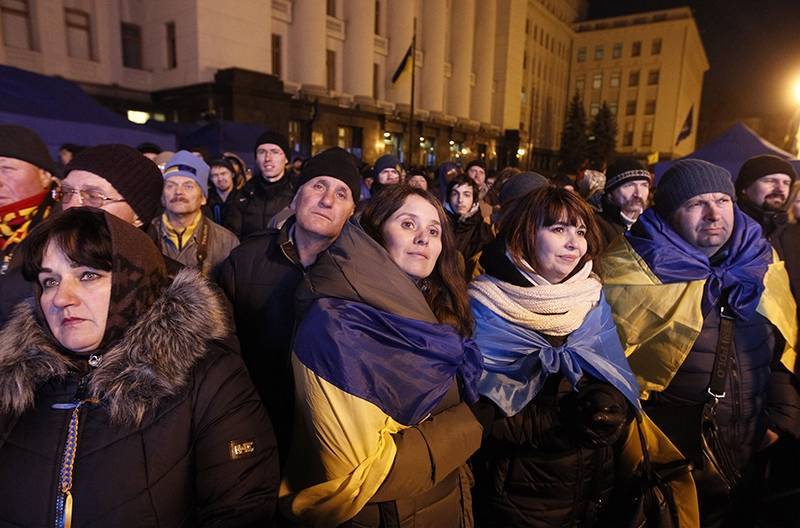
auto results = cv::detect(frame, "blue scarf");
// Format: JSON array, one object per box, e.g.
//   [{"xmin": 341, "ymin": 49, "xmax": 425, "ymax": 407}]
[
  {"xmin": 294, "ymin": 298, "xmax": 482, "ymax": 426},
  {"xmin": 625, "ymin": 207, "xmax": 773, "ymax": 319},
  {"xmin": 472, "ymin": 295, "xmax": 641, "ymax": 417}
]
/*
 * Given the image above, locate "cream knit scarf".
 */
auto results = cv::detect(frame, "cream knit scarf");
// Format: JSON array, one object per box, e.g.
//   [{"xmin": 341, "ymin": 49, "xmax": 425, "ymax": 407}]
[{"xmin": 469, "ymin": 255, "xmax": 602, "ymax": 336}]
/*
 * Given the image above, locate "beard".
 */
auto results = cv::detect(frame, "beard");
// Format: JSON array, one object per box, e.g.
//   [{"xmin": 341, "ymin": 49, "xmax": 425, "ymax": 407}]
[
  {"xmin": 761, "ymin": 192, "xmax": 787, "ymax": 212},
  {"xmin": 620, "ymin": 197, "xmax": 646, "ymax": 215}
]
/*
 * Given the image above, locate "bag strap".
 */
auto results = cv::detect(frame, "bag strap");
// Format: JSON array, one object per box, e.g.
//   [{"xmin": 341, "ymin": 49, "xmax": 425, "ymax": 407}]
[
  {"xmin": 635, "ymin": 418, "xmax": 653, "ymax": 474},
  {"xmin": 707, "ymin": 304, "xmax": 736, "ymax": 404}
]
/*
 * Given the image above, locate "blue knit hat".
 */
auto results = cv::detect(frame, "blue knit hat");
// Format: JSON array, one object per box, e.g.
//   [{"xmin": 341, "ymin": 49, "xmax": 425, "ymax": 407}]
[
  {"xmin": 163, "ymin": 150, "xmax": 210, "ymax": 197},
  {"xmin": 655, "ymin": 159, "xmax": 735, "ymax": 217}
]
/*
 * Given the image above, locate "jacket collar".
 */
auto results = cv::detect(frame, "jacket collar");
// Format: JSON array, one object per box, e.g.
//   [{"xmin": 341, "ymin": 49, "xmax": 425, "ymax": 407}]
[{"xmin": 0, "ymin": 268, "xmax": 228, "ymax": 425}]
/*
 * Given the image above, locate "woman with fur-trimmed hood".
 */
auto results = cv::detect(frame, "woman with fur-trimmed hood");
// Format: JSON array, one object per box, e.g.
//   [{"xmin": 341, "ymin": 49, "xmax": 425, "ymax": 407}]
[{"xmin": 0, "ymin": 208, "xmax": 278, "ymax": 527}]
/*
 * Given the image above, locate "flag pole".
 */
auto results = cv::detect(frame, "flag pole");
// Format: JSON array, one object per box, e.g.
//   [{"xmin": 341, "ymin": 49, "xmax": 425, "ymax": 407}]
[{"xmin": 407, "ymin": 17, "xmax": 417, "ymax": 166}]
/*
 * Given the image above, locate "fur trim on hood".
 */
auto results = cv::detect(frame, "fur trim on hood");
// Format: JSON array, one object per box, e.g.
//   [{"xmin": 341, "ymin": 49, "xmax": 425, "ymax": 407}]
[{"xmin": 0, "ymin": 268, "xmax": 229, "ymax": 426}]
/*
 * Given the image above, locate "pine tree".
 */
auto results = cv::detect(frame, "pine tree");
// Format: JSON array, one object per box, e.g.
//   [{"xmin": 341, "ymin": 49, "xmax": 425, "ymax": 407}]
[
  {"xmin": 558, "ymin": 93, "xmax": 588, "ymax": 176},
  {"xmin": 588, "ymin": 102, "xmax": 618, "ymax": 170}
]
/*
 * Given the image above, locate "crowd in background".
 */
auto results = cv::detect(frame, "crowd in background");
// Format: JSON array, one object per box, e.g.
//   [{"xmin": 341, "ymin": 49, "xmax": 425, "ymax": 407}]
[{"xmin": 1, "ymin": 122, "xmax": 800, "ymax": 527}]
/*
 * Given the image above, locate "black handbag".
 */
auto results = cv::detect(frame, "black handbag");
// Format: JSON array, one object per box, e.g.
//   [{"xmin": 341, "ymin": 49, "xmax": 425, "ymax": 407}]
[{"xmin": 599, "ymin": 420, "xmax": 692, "ymax": 528}]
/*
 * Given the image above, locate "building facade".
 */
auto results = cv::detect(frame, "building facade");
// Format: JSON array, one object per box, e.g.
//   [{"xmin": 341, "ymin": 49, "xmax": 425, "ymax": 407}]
[
  {"xmin": 0, "ymin": 0, "xmax": 705, "ymax": 170},
  {"xmin": 570, "ymin": 8, "xmax": 709, "ymax": 163}
]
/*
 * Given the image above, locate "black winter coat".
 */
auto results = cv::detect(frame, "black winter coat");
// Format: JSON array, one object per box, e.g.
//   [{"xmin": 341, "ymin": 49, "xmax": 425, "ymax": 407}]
[
  {"xmin": 218, "ymin": 218, "xmax": 305, "ymax": 464},
  {"xmin": 224, "ymin": 175, "xmax": 294, "ymax": 239},
  {"xmin": 205, "ymin": 187, "xmax": 240, "ymax": 227},
  {"xmin": 473, "ymin": 239, "xmax": 629, "ymax": 527},
  {"xmin": 0, "ymin": 269, "xmax": 279, "ymax": 527}
]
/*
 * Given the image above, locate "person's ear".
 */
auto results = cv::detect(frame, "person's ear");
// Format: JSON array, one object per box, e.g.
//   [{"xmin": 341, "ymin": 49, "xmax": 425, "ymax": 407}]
[{"xmin": 38, "ymin": 169, "xmax": 54, "ymax": 189}]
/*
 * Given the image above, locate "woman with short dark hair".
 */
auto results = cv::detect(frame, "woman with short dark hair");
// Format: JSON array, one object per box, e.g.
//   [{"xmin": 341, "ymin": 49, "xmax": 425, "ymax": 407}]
[
  {"xmin": 281, "ymin": 185, "xmax": 489, "ymax": 527},
  {"xmin": 0, "ymin": 208, "xmax": 278, "ymax": 527}
]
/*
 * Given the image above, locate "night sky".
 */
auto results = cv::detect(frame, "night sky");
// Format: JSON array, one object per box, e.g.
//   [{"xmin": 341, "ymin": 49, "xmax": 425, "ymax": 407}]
[{"xmin": 589, "ymin": 0, "xmax": 800, "ymax": 125}]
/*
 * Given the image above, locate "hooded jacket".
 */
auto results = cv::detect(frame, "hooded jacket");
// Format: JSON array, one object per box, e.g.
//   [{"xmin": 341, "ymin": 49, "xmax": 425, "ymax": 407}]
[{"xmin": 0, "ymin": 211, "xmax": 278, "ymax": 527}]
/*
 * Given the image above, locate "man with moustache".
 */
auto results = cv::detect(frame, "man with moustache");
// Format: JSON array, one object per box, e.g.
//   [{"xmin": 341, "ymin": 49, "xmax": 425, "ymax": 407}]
[
  {"xmin": 595, "ymin": 157, "xmax": 651, "ymax": 249},
  {"xmin": 218, "ymin": 147, "xmax": 361, "ymax": 465},
  {"xmin": 601, "ymin": 159, "xmax": 800, "ymax": 526},
  {"xmin": 225, "ymin": 131, "xmax": 294, "ymax": 238},
  {"xmin": 736, "ymin": 155, "xmax": 795, "ymax": 238},
  {"xmin": 149, "ymin": 151, "xmax": 238, "ymax": 280}
]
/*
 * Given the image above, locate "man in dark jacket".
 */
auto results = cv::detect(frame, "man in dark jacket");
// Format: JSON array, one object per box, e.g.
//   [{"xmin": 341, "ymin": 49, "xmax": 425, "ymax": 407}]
[
  {"xmin": 218, "ymin": 147, "xmax": 361, "ymax": 464},
  {"xmin": 736, "ymin": 155, "xmax": 795, "ymax": 239},
  {"xmin": 225, "ymin": 131, "xmax": 295, "ymax": 238},
  {"xmin": 595, "ymin": 156, "xmax": 651, "ymax": 249},
  {"xmin": 445, "ymin": 175, "xmax": 494, "ymax": 279},
  {"xmin": 601, "ymin": 159, "xmax": 800, "ymax": 526},
  {"xmin": 206, "ymin": 157, "xmax": 240, "ymax": 226}
]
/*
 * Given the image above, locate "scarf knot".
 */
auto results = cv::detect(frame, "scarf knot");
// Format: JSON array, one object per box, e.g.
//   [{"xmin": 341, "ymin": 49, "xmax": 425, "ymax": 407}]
[{"xmin": 540, "ymin": 345, "xmax": 584, "ymax": 388}]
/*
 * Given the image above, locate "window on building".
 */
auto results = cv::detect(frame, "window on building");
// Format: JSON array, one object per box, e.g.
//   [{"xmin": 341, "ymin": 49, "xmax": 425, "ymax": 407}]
[
  {"xmin": 120, "ymin": 22, "xmax": 142, "ymax": 69},
  {"xmin": 1, "ymin": 0, "xmax": 34, "ymax": 50},
  {"xmin": 645, "ymin": 99, "xmax": 656, "ymax": 115},
  {"xmin": 575, "ymin": 76, "xmax": 585, "ymax": 95},
  {"xmin": 608, "ymin": 102, "xmax": 618, "ymax": 116},
  {"xmin": 65, "ymin": 8, "xmax": 93, "ymax": 60},
  {"xmin": 373, "ymin": 63, "xmax": 380, "ymax": 99},
  {"xmin": 533, "ymin": 24, "xmax": 537, "ymax": 40},
  {"xmin": 648, "ymin": 69, "xmax": 660, "ymax": 85},
  {"xmin": 288, "ymin": 119, "xmax": 302, "ymax": 154},
  {"xmin": 631, "ymin": 40, "xmax": 641, "ymax": 57},
  {"xmin": 165, "ymin": 21, "xmax": 177, "ymax": 69},
  {"xmin": 651, "ymin": 38, "xmax": 662, "ymax": 55},
  {"xmin": 610, "ymin": 71, "xmax": 620, "ymax": 88},
  {"xmin": 624, "ymin": 121, "xmax": 635, "ymax": 146},
  {"xmin": 592, "ymin": 72, "xmax": 602, "ymax": 90},
  {"xmin": 269, "ymin": 33, "xmax": 282, "ymax": 77},
  {"xmin": 642, "ymin": 120, "xmax": 654, "ymax": 146},
  {"xmin": 326, "ymin": 49, "xmax": 336, "ymax": 91},
  {"xmin": 374, "ymin": 0, "xmax": 380, "ymax": 35},
  {"xmin": 577, "ymin": 46, "xmax": 586, "ymax": 62},
  {"xmin": 525, "ymin": 18, "xmax": 530, "ymax": 35},
  {"xmin": 594, "ymin": 45, "xmax": 603, "ymax": 61},
  {"xmin": 337, "ymin": 126, "xmax": 351, "ymax": 149},
  {"xmin": 626, "ymin": 100, "xmax": 637, "ymax": 116},
  {"xmin": 612, "ymin": 42, "xmax": 622, "ymax": 59},
  {"xmin": 326, "ymin": 0, "xmax": 336, "ymax": 17},
  {"xmin": 590, "ymin": 102, "xmax": 600, "ymax": 116},
  {"xmin": 628, "ymin": 70, "xmax": 640, "ymax": 86}
]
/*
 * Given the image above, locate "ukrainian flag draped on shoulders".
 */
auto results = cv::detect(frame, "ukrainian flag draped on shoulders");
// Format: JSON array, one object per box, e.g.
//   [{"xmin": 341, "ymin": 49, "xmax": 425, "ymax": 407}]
[
  {"xmin": 601, "ymin": 206, "xmax": 798, "ymax": 398},
  {"xmin": 279, "ymin": 220, "xmax": 482, "ymax": 527}
]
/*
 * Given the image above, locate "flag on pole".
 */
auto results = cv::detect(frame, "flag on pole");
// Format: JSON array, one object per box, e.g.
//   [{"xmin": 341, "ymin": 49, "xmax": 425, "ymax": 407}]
[
  {"xmin": 391, "ymin": 44, "xmax": 413, "ymax": 84},
  {"xmin": 675, "ymin": 106, "xmax": 694, "ymax": 146}
]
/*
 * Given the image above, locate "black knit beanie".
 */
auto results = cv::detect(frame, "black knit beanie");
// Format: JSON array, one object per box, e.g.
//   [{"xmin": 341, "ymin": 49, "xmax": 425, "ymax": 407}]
[
  {"xmin": 254, "ymin": 131, "xmax": 290, "ymax": 158},
  {"xmin": 374, "ymin": 154, "xmax": 401, "ymax": 175},
  {"xmin": 499, "ymin": 171, "xmax": 549, "ymax": 206},
  {"xmin": 604, "ymin": 157, "xmax": 651, "ymax": 194},
  {"xmin": 655, "ymin": 159, "xmax": 735, "ymax": 217},
  {"xmin": 466, "ymin": 159, "xmax": 487, "ymax": 172},
  {"xmin": 297, "ymin": 147, "xmax": 361, "ymax": 202},
  {"xmin": 64, "ymin": 144, "xmax": 164, "ymax": 226},
  {"xmin": 0, "ymin": 124, "xmax": 56, "ymax": 173},
  {"xmin": 209, "ymin": 157, "xmax": 236, "ymax": 174},
  {"xmin": 735, "ymin": 155, "xmax": 797, "ymax": 195}
]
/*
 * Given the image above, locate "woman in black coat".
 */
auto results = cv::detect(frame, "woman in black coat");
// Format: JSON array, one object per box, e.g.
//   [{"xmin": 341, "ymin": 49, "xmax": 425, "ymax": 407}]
[{"xmin": 0, "ymin": 208, "xmax": 278, "ymax": 527}]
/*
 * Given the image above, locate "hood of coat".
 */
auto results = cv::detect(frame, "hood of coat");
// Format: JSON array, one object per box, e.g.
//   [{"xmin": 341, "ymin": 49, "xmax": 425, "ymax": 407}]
[{"xmin": 0, "ymin": 267, "xmax": 228, "ymax": 426}]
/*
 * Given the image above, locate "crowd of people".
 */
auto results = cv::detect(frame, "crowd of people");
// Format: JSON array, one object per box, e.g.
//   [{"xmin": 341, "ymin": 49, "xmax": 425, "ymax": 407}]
[{"xmin": 0, "ymin": 122, "xmax": 799, "ymax": 527}]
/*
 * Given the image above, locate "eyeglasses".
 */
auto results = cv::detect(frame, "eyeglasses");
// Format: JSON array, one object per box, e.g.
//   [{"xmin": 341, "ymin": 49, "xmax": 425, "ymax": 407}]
[{"xmin": 52, "ymin": 186, "xmax": 127, "ymax": 208}]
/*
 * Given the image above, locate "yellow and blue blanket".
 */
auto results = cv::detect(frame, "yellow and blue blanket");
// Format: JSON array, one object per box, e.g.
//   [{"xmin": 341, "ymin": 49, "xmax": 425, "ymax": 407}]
[
  {"xmin": 602, "ymin": 207, "xmax": 797, "ymax": 398},
  {"xmin": 281, "ymin": 297, "xmax": 481, "ymax": 526}
]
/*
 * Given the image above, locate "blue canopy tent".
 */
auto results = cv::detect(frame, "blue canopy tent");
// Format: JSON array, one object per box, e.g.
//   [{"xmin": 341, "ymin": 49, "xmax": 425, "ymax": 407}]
[
  {"xmin": 654, "ymin": 122, "xmax": 800, "ymax": 182},
  {"xmin": 0, "ymin": 65, "xmax": 175, "ymax": 158}
]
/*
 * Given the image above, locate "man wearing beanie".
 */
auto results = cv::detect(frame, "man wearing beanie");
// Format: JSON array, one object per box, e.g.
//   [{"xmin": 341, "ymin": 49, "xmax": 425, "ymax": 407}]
[
  {"xmin": 600, "ymin": 159, "xmax": 799, "ymax": 526},
  {"xmin": 596, "ymin": 156, "xmax": 652, "ymax": 248},
  {"xmin": 369, "ymin": 154, "xmax": 402, "ymax": 198},
  {"xmin": 206, "ymin": 157, "xmax": 240, "ymax": 226},
  {"xmin": 0, "ymin": 125, "xmax": 57, "ymax": 328},
  {"xmin": 59, "ymin": 144, "xmax": 163, "ymax": 228},
  {"xmin": 735, "ymin": 155, "xmax": 796, "ymax": 238},
  {"xmin": 219, "ymin": 147, "xmax": 360, "ymax": 465},
  {"xmin": 226, "ymin": 130, "xmax": 294, "ymax": 238},
  {"xmin": 148, "ymin": 150, "xmax": 238, "ymax": 280}
]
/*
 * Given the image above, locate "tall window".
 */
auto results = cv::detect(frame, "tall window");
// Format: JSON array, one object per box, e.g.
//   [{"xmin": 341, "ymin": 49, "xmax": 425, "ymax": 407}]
[
  {"xmin": 165, "ymin": 21, "xmax": 177, "ymax": 69},
  {"xmin": 575, "ymin": 76, "xmax": 585, "ymax": 96},
  {"xmin": 648, "ymin": 69, "xmax": 660, "ymax": 85},
  {"xmin": 651, "ymin": 38, "xmax": 662, "ymax": 55},
  {"xmin": 326, "ymin": 49, "xmax": 336, "ymax": 91},
  {"xmin": 612, "ymin": 42, "xmax": 622, "ymax": 59},
  {"xmin": 593, "ymin": 45, "xmax": 603, "ymax": 61},
  {"xmin": 121, "ymin": 22, "xmax": 142, "ymax": 69},
  {"xmin": 626, "ymin": 99, "xmax": 637, "ymax": 116},
  {"xmin": 592, "ymin": 72, "xmax": 602, "ymax": 90},
  {"xmin": 271, "ymin": 33, "xmax": 282, "ymax": 77},
  {"xmin": 628, "ymin": 70, "xmax": 640, "ymax": 87},
  {"xmin": 642, "ymin": 120, "xmax": 654, "ymax": 146},
  {"xmin": 326, "ymin": 0, "xmax": 336, "ymax": 17},
  {"xmin": 373, "ymin": 63, "xmax": 380, "ymax": 99},
  {"xmin": 608, "ymin": 102, "xmax": 618, "ymax": 116},
  {"xmin": 374, "ymin": 0, "xmax": 380, "ymax": 35},
  {"xmin": 65, "ymin": 8, "xmax": 92, "ymax": 60},
  {"xmin": 631, "ymin": 40, "xmax": 641, "ymax": 57},
  {"xmin": 645, "ymin": 99, "xmax": 656, "ymax": 115},
  {"xmin": 624, "ymin": 121, "xmax": 635, "ymax": 146},
  {"xmin": 1, "ymin": 0, "xmax": 33, "ymax": 50},
  {"xmin": 577, "ymin": 46, "xmax": 586, "ymax": 62},
  {"xmin": 590, "ymin": 102, "xmax": 600, "ymax": 116},
  {"xmin": 610, "ymin": 71, "xmax": 621, "ymax": 88}
]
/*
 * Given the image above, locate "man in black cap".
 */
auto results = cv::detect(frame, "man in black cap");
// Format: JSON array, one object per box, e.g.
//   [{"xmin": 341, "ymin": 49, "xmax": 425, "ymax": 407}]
[
  {"xmin": 595, "ymin": 156, "xmax": 652, "ymax": 249},
  {"xmin": 225, "ymin": 131, "xmax": 295, "ymax": 238},
  {"xmin": 219, "ymin": 147, "xmax": 361, "ymax": 464},
  {"xmin": 206, "ymin": 157, "xmax": 240, "ymax": 226},
  {"xmin": 736, "ymin": 154, "xmax": 796, "ymax": 238},
  {"xmin": 601, "ymin": 159, "xmax": 800, "ymax": 526}
]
